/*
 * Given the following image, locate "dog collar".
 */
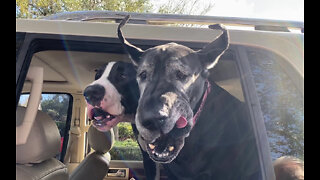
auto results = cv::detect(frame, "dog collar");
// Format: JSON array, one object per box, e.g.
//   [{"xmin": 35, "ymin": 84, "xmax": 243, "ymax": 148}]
[{"xmin": 192, "ymin": 80, "xmax": 211, "ymax": 127}]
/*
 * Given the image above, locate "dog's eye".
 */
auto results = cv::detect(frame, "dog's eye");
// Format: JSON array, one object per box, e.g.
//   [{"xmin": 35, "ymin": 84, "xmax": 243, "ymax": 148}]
[
  {"xmin": 176, "ymin": 70, "xmax": 187, "ymax": 81},
  {"xmin": 139, "ymin": 71, "xmax": 147, "ymax": 80},
  {"xmin": 95, "ymin": 72, "xmax": 102, "ymax": 80}
]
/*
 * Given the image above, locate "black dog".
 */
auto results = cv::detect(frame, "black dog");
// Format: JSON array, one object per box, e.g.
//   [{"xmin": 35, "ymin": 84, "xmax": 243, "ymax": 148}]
[{"xmin": 117, "ymin": 16, "xmax": 261, "ymax": 180}]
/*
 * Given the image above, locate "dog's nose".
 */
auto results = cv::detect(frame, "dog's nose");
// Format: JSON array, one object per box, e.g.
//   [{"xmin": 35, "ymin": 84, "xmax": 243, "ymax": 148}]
[
  {"xmin": 140, "ymin": 112, "xmax": 167, "ymax": 131},
  {"xmin": 83, "ymin": 84, "xmax": 105, "ymax": 106},
  {"xmin": 139, "ymin": 100, "xmax": 168, "ymax": 131}
]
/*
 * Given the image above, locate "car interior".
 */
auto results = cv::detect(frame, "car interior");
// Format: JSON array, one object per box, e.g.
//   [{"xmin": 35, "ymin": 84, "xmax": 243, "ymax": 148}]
[{"xmin": 26, "ymin": 49, "xmax": 244, "ymax": 101}]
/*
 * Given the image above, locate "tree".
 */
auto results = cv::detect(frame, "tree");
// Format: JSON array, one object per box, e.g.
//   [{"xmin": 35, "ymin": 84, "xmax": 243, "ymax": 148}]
[
  {"xmin": 16, "ymin": 0, "xmax": 153, "ymax": 18},
  {"xmin": 62, "ymin": 0, "xmax": 152, "ymax": 13},
  {"xmin": 40, "ymin": 94, "xmax": 70, "ymax": 136},
  {"xmin": 16, "ymin": 0, "xmax": 64, "ymax": 18},
  {"xmin": 41, "ymin": 94, "xmax": 70, "ymax": 122},
  {"xmin": 156, "ymin": 0, "xmax": 213, "ymax": 15},
  {"xmin": 16, "ymin": 0, "xmax": 214, "ymax": 19}
]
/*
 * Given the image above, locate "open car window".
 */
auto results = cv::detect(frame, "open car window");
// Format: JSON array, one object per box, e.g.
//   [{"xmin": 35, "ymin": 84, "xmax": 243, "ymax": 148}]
[{"xmin": 18, "ymin": 93, "xmax": 73, "ymax": 162}]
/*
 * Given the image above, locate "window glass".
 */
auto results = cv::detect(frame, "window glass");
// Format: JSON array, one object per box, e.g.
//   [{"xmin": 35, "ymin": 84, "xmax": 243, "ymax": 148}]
[
  {"xmin": 18, "ymin": 93, "xmax": 72, "ymax": 161},
  {"xmin": 247, "ymin": 48, "xmax": 304, "ymax": 160}
]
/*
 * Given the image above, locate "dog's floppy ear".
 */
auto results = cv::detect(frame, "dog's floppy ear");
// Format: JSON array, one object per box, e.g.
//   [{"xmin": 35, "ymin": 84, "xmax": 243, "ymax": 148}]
[
  {"xmin": 197, "ymin": 24, "xmax": 229, "ymax": 70},
  {"xmin": 118, "ymin": 15, "xmax": 144, "ymax": 66}
]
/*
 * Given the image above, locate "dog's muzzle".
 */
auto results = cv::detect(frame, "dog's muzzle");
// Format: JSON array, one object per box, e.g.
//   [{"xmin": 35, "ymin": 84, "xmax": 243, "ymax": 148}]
[{"xmin": 138, "ymin": 81, "xmax": 211, "ymax": 163}]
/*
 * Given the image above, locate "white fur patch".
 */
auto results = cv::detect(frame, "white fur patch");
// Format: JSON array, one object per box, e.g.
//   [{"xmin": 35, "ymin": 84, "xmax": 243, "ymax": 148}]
[
  {"xmin": 159, "ymin": 92, "xmax": 178, "ymax": 117},
  {"xmin": 183, "ymin": 73, "xmax": 200, "ymax": 90},
  {"xmin": 89, "ymin": 62, "xmax": 124, "ymax": 115}
]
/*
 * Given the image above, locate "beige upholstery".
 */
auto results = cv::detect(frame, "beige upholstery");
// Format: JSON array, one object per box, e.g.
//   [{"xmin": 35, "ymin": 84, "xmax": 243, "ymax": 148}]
[
  {"xmin": 69, "ymin": 126, "xmax": 114, "ymax": 180},
  {"xmin": 16, "ymin": 106, "xmax": 68, "ymax": 180},
  {"xmin": 88, "ymin": 125, "xmax": 114, "ymax": 153},
  {"xmin": 16, "ymin": 158, "xmax": 68, "ymax": 180}
]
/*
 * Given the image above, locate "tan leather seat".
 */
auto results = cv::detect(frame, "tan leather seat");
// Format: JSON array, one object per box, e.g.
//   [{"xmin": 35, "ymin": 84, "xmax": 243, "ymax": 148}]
[
  {"xmin": 69, "ymin": 125, "xmax": 114, "ymax": 180},
  {"xmin": 16, "ymin": 106, "xmax": 69, "ymax": 180}
]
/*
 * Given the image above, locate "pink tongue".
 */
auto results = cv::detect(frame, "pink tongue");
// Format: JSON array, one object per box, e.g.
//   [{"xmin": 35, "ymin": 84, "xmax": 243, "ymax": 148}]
[{"xmin": 176, "ymin": 116, "xmax": 187, "ymax": 128}]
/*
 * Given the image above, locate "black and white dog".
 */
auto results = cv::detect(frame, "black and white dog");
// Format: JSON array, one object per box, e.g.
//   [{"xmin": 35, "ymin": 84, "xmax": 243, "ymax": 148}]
[
  {"xmin": 83, "ymin": 61, "xmax": 162, "ymax": 179},
  {"xmin": 83, "ymin": 61, "xmax": 139, "ymax": 132},
  {"xmin": 116, "ymin": 16, "xmax": 261, "ymax": 180}
]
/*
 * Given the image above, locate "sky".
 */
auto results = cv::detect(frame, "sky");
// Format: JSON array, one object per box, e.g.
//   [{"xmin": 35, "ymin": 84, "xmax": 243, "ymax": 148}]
[
  {"xmin": 151, "ymin": 0, "xmax": 304, "ymax": 21},
  {"xmin": 207, "ymin": 0, "xmax": 303, "ymax": 21}
]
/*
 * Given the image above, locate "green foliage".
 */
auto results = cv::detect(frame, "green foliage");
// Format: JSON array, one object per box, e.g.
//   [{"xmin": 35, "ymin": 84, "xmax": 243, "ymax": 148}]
[
  {"xmin": 16, "ymin": 0, "xmax": 214, "ymax": 19},
  {"xmin": 114, "ymin": 138, "xmax": 139, "ymax": 147},
  {"xmin": 111, "ymin": 124, "xmax": 141, "ymax": 160},
  {"xmin": 62, "ymin": 0, "xmax": 152, "ymax": 13},
  {"xmin": 118, "ymin": 122, "xmax": 135, "ymax": 140},
  {"xmin": 41, "ymin": 94, "xmax": 69, "ymax": 122},
  {"xmin": 40, "ymin": 94, "xmax": 70, "ymax": 136},
  {"xmin": 16, "ymin": 0, "xmax": 153, "ymax": 18},
  {"xmin": 16, "ymin": 0, "xmax": 64, "ymax": 18},
  {"xmin": 110, "ymin": 146, "xmax": 143, "ymax": 160}
]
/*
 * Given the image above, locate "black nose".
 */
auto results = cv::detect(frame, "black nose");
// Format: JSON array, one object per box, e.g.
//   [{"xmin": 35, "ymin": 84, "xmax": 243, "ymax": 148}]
[
  {"xmin": 141, "ymin": 113, "xmax": 167, "ymax": 131},
  {"xmin": 83, "ymin": 84, "xmax": 105, "ymax": 106},
  {"xmin": 139, "ymin": 97, "xmax": 168, "ymax": 131}
]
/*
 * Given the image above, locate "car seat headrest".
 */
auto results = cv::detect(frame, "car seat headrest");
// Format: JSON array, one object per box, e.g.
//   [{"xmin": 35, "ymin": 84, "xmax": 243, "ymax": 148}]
[
  {"xmin": 88, "ymin": 125, "xmax": 114, "ymax": 154},
  {"xmin": 16, "ymin": 106, "xmax": 61, "ymax": 164}
]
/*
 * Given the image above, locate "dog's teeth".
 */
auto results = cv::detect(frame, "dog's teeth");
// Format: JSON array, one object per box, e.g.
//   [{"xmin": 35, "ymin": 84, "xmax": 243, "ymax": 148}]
[
  {"xmin": 94, "ymin": 116, "xmax": 102, "ymax": 120},
  {"xmin": 168, "ymin": 146, "xmax": 174, "ymax": 152},
  {"xmin": 148, "ymin": 144, "xmax": 155, "ymax": 150}
]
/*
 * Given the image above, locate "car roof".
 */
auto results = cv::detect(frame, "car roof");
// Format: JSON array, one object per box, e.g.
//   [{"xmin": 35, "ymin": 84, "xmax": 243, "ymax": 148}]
[{"xmin": 16, "ymin": 12, "xmax": 303, "ymax": 94}]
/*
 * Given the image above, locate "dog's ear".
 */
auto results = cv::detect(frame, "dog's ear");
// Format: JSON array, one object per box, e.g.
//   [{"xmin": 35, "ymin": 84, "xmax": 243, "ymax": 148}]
[
  {"xmin": 197, "ymin": 24, "xmax": 229, "ymax": 70},
  {"xmin": 118, "ymin": 15, "xmax": 144, "ymax": 66}
]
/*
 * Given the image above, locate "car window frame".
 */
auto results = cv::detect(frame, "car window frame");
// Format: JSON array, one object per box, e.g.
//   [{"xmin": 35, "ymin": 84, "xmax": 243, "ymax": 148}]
[
  {"xmin": 19, "ymin": 92, "xmax": 74, "ymax": 162},
  {"xmin": 235, "ymin": 45, "xmax": 276, "ymax": 180},
  {"xmin": 16, "ymin": 30, "xmax": 277, "ymax": 179}
]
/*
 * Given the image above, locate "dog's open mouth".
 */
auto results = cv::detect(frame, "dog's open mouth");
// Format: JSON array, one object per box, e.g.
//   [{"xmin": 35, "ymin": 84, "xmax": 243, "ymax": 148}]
[
  {"xmin": 144, "ymin": 116, "xmax": 190, "ymax": 163},
  {"xmin": 145, "ymin": 133, "xmax": 186, "ymax": 163},
  {"xmin": 86, "ymin": 103, "xmax": 122, "ymax": 132},
  {"xmin": 91, "ymin": 108, "xmax": 116, "ymax": 126}
]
